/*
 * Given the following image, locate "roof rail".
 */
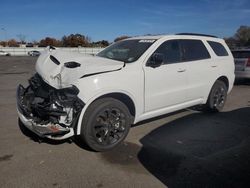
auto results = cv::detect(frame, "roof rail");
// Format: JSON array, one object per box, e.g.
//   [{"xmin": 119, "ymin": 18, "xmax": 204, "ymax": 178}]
[{"xmin": 176, "ymin": 33, "xmax": 218, "ymax": 38}]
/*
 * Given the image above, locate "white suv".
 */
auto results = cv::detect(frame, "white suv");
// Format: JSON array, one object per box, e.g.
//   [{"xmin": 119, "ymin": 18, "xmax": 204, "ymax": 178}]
[{"xmin": 17, "ymin": 34, "xmax": 235, "ymax": 151}]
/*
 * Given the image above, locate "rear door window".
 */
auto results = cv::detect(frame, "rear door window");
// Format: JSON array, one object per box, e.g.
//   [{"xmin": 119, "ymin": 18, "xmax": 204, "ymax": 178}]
[
  {"xmin": 180, "ymin": 40, "xmax": 211, "ymax": 61},
  {"xmin": 208, "ymin": 41, "xmax": 229, "ymax": 56}
]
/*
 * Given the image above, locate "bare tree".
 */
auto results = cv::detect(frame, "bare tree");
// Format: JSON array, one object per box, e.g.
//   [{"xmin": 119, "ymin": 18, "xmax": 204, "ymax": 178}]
[
  {"xmin": 234, "ymin": 26, "xmax": 250, "ymax": 47},
  {"xmin": 62, "ymin": 34, "xmax": 90, "ymax": 47},
  {"xmin": 8, "ymin": 39, "xmax": 19, "ymax": 47},
  {"xmin": 39, "ymin": 37, "xmax": 62, "ymax": 47},
  {"xmin": 16, "ymin": 34, "xmax": 26, "ymax": 44}
]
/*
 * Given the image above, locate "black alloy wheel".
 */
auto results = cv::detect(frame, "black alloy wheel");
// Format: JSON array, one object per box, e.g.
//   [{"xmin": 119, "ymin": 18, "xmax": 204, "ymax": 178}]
[
  {"xmin": 206, "ymin": 80, "xmax": 228, "ymax": 112},
  {"xmin": 80, "ymin": 98, "xmax": 131, "ymax": 151},
  {"xmin": 93, "ymin": 107, "xmax": 126, "ymax": 145}
]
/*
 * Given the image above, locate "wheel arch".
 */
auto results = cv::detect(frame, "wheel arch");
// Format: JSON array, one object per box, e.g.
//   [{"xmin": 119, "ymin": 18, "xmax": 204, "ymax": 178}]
[
  {"xmin": 203, "ymin": 75, "xmax": 229, "ymax": 112},
  {"xmin": 76, "ymin": 91, "xmax": 137, "ymax": 135},
  {"xmin": 217, "ymin": 76, "xmax": 229, "ymax": 90},
  {"xmin": 204, "ymin": 75, "xmax": 229, "ymax": 104},
  {"xmin": 96, "ymin": 93, "xmax": 136, "ymax": 118}
]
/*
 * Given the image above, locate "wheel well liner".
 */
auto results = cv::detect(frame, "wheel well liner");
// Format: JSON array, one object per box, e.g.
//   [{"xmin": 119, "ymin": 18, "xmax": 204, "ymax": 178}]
[
  {"xmin": 217, "ymin": 76, "xmax": 229, "ymax": 90},
  {"xmin": 94, "ymin": 93, "xmax": 136, "ymax": 118}
]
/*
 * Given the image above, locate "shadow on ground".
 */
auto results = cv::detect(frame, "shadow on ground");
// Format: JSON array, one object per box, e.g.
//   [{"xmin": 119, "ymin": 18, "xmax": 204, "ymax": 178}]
[
  {"xmin": 18, "ymin": 107, "xmax": 250, "ymax": 187},
  {"xmin": 138, "ymin": 107, "xmax": 250, "ymax": 188}
]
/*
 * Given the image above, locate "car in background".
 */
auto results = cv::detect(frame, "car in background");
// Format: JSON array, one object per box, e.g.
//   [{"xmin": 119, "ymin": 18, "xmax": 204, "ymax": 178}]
[
  {"xmin": 231, "ymin": 49, "xmax": 250, "ymax": 79},
  {"xmin": 26, "ymin": 43, "xmax": 34, "ymax": 47},
  {"xmin": 0, "ymin": 50, "xmax": 11, "ymax": 56},
  {"xmin": 28, "ymin": 50, "xmax": 41, "ymax": 57}
]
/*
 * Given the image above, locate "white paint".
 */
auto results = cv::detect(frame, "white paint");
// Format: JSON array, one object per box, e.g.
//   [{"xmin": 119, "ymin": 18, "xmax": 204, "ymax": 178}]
[{"xmin": 18, "ymin": 34, "xmax": 235, "ymax": 139}]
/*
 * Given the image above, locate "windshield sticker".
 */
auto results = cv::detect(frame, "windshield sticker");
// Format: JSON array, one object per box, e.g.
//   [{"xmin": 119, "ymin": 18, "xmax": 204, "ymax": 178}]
[{"xmin": 139, "ymin": 39, "xmax": 155, "ymax": 43}]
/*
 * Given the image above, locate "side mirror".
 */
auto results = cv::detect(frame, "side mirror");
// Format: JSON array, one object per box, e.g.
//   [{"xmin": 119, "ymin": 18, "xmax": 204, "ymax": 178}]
[{"xmin": 147, "ymin": 53, "xmax": 164, "ymax": 68}]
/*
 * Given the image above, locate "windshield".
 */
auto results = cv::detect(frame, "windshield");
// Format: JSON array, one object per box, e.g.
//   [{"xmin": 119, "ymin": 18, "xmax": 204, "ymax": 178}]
[{"xmin": 97, "ymin": 39, "xmax": 156, "ymax": 63}]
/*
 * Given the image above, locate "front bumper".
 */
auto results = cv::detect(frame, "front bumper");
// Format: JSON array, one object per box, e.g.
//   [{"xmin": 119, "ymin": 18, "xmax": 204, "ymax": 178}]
[
  {"xmin": 16, "ymin": 81, "xmax": 82, "ymax": 140},
  {"xmin": 16, "ymin": 75, "xmax": 84, "ymax": 140}
]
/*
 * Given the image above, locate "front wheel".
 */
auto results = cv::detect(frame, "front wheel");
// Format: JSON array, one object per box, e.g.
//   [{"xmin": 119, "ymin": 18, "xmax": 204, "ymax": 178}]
[
  {"xmin": 80, "ymin": 98, "xmax": 132, "ymax": 151},
  {"xmin": 205, "ymin": 80, "xmax": 228, "ymax": 112}
]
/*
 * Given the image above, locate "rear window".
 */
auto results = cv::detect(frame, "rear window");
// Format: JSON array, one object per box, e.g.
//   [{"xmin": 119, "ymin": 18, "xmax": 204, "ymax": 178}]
[
  {"xmin": 208, "ymin": 41, "xmax": 228, "ymax": 56},
  {"xmin": 232, "ymin": 51, "xmax": 250, "ymax": 58},
  {"xmin": 180, "ymin": 40, "xmax": 210, "ymax": 61}
]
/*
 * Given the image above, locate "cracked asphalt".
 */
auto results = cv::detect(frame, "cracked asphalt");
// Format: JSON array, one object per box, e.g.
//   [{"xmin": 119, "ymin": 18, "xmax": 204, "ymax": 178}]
[{"xmin": 0, "ymin": 56, "xmax": 250, "ymax": 188}]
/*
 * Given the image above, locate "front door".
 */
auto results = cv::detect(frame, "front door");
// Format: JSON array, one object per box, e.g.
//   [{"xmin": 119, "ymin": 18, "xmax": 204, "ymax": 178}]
[{"xmin": 144, "ymin": 40, "xmax": 188, "ymax": 112}]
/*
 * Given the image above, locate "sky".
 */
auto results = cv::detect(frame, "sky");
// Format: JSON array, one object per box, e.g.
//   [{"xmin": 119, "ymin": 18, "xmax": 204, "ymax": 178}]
[{"xmin": 0, "ymin": 0, "xmax": 250, "ymax": 42}]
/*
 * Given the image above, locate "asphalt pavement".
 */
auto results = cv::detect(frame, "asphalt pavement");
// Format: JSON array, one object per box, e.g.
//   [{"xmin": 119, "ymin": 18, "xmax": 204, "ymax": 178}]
[{"xmin": 0, "ymin": 56, "xmax": 250, "ymax": 188}]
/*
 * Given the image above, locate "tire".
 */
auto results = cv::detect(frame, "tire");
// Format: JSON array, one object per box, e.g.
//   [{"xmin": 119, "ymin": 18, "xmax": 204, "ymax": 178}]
[
  {"xmin": 204, "ymin": 80, "xmax": 227, "ymax": 112},
  {"xmin": 80, "ymin": 98, "xmax": 132, "ymax": 151}
]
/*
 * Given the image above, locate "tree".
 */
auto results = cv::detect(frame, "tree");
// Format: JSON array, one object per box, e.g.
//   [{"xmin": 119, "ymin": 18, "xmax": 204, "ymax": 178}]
[
  {"xmin": 114, "ymin": 35, "xmax": 130, "ymax": 42},
  {"xmin": 32, "ymin": 40, "xmax": 39, "ymax": 46},
  {"xmin": 234, "ymin": 26, "xmax": 250, "ymax": 47},
  {"xmin": 39, "ymin": 37, "xmax": 62, "ymax": 47},
  {"xmin": 93, "ymin": 40, "xmax": 109, "ymax": 47},
  {"xmin": 224, "ymin": 25, "xmax": 250, "ymax": 48},
  {"xmin": 62, "ymin": 34, "xmax": 90, "ymax": 47},
  {"xmin": 16, "ymin": 34, "xmax": 26, "ymax": 44},
  {"xmin": 224, "ymin": 37, "xmax": 238, "ymax": 49},
  {"xmin": 85, "ymin": 36, "xmax": 92, "ymax": 44},
  {"xmin": 0, "ymin": 41, "xmax": 7, "ymax": 47},
  {"xmin": 8, "ymin": 39, "xmax": 19, "ymax": 47}
]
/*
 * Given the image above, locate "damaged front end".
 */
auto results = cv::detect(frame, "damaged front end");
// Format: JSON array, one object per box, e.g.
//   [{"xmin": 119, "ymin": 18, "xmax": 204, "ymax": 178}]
[{"xmin": 17, "ymin": 73, "xmax": 84, "ymax": 140}]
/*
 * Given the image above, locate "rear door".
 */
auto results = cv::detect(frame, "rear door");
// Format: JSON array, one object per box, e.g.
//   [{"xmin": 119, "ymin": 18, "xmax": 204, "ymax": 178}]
[{"xmin": 179, "ymin": 39, "xmax": 213, "ymax": 101}]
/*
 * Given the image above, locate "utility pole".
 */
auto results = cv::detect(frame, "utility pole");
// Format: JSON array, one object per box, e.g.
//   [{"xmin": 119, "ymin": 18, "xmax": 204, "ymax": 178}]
[{"xmin": 1, "ymin": 28, "xmax": 8, "ymax": 46}]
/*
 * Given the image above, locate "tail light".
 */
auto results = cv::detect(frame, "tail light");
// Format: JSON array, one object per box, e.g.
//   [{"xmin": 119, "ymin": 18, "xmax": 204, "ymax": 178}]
[{"xmin": 247, "ymin": 58, "xmax": 250, "ymax": 67}]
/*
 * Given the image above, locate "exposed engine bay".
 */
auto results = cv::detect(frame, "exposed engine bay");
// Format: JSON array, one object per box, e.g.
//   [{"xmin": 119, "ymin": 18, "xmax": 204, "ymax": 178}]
[{"xmin": 17, "ymin": 73, "xmax": 84, "ymax": 139}]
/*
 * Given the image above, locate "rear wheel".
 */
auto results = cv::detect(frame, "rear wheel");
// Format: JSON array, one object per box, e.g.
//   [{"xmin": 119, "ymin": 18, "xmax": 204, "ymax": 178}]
[
  {"xmin": 204, "ymin": 80, "xmax": 227, "ymax": 112},
  {"xmin": 80, "ymin": 98, "xmax": 131, "ymax": 151}
]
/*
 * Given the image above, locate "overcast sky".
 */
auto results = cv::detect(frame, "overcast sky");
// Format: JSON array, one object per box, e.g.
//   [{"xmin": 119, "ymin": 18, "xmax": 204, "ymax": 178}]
[{"xmin": 1, "ymin": 0, "xmax": 250, "ymax": 42}]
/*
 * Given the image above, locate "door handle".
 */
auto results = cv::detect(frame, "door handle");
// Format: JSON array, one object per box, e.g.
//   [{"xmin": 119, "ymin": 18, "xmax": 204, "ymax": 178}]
[
  {"xmin": 211, "ymin": 65, "xmax": 217, "ymax": 68},
  {"xmin": 177, "ymin": 69, "xmax": 186, "ymax": 73}
]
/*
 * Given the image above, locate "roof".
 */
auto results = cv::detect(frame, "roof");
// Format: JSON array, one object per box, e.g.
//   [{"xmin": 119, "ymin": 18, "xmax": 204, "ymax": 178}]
[
  {"xmin": 176, "ymin": 33, "xmax": 217, "ymax": 38},
  {"xmin": 127, "ymin": 33, "xmax": 222, "ymax": 41}
]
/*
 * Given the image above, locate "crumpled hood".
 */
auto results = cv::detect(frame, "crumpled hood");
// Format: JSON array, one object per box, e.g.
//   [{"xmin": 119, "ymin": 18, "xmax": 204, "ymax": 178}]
[{"xmin": 36, "ymin": 48, "xmax": 124, "ymax": 89}]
